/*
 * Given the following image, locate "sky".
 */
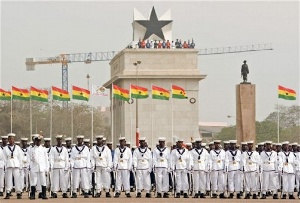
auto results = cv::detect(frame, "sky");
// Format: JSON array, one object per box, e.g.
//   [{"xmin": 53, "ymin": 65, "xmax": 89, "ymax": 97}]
[{"xmin": 1, "ymin": 0, "xmax": 299, "ymax": 126}]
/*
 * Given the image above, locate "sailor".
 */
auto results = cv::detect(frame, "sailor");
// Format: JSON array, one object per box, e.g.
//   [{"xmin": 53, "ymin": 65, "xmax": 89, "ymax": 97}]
[
  {"xmin": 278, "ymin": 141, "xmax": 296, "ymax": 199},
  {"xmin": 190, "ymin": 138, "xmax": 210, "ymax": 198},
  {"xmin": 28, "ymin": 135, "xmax": 49, "ymax": 200},
  {"xmin": 20, "ymin": 138, "xmax": 29, "ymax": 192},
  {"xmin": 90, "ymin": 135, "xmax": 112, "ymax": 198},
  {"xmin": 64, "ymin": 137, "xmax": 72, "ymax": 192},
  {"xmin": 83, "ymin": 138, "xmax": 92, "ymax": 195},
  {"xmin": 223, "ymin": 141, "xmax": 230, "ymax": 152},
  {"xmin": 153, "ymin": 137, "xmax": 170, "ymax": 198},
  {"xmin": 295, "ymin": 144, "xmax": 300, "ymax": 198},
  {"xmin": 260, "ymin": 141, "xmax": 278, "ymax": 199},
  {"xmin": 0, "ymin": 140, "xmax": 5, "ymax": 197},
  {"xmin": 133, "ymin": 137, "xmax": 152, "ymax": 198},
  {"xmin": 209, "ymin": 140, "xmax": 226, "ymax": 198},
  {"xmin": 242, "ymin": 140, "xmax": 261, "ymax": 199},
  {"xmin": 49, "ymin": 135, "xmax": 69, "ymax": 198},
  {"xmin": 1, "ymin": 135, "xmax": 8, "ymax": 148},
  {"xmin": 113, "ymin": 137, "xmax": 132, "ymax": 198},
  {"xmin": 70, "ymin": 135, "xmax": 90, "ymax": 198},
  {"xmin": 43, "ymin": 137, "xmax": 52, "ymax": 194},
  {"xmin": 171, "ymin": 139, "xmax": 191, "ymax": 198}
]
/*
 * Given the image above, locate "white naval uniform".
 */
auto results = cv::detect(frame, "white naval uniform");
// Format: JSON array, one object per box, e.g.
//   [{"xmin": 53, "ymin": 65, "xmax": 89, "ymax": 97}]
[
  {"xmin": 171, "ymin": 148, "xmax": 191, "ymax": 194},
  {"xmin": 190, "ymin": 148, "xmax": 210, "ymax": 194},
  {"xmin": 70, "ymin": 145, "xmax": 90, "ymax": 193},
  {"xmin": 28, "ymin": 145, "xmax": 49, "ymax": 187},
  {"xmin": 260, "ymin": 150, "xmax": 278, "ymax": 194},
  {"xmin": 90, "ymin": 145, "xmax": 112, "ymax": 193},
  {"xmin": 225, "ymin": 150, "xmax": 242, "ymax": 193},
  {"xmin": 209, "ymin": 149, "xmax": 226, "ymax": 193},
  {"xmin": 295, "ymin": 152, "xmax": 300, "ymax": 193},
  {"xmin": 0, "ymin": 147, "xmax": 5, "ymax": 193},
  {"xmin": 133, "ymin": 147, "xmax": 152, "ymax": 193},
  {"xmin": 49, "ymin": 146, "xmax": 69, "ymax": 194},
  {"xmin": 113, "ymin": 146, "xmax": 132, "ymax": 193},
  {"xmin": 65, "ymin": 147, "xmax": 72, "ymax": 190},
  {"xmin": 3, "ymin": 144, "xmax": 24, "ymax": 193},
  {"xmin": 278, "ymin": 151, "xmax": 295, "ymax": 195},
  {"xmin": 242, "ymin": 150, "xmax": 261, "ymax": 194},
  {"xmin": 153, "ymin": 146, "xmax": 170, "ymax": 194},
  {"xmin": 20, "ymin": 147, "xmax": 29, "ymax": 190}
]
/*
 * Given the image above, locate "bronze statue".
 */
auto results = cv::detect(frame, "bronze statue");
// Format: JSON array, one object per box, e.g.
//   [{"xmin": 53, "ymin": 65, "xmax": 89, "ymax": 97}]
[{"xmin": 241, "ymin": 60, "xmax": 249, "ymax": 82}]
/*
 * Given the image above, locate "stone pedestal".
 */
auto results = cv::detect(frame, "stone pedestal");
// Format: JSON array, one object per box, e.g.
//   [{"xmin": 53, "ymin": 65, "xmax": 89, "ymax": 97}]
[{"xmin": 236, "ymin": 84, "xmax": 256, "ymax": 144}]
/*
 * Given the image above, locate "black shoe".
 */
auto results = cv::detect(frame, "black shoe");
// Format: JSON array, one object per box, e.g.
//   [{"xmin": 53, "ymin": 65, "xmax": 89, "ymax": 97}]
[
  {"xmin": 228, "ymin": 193, "xmax": 234, "ymax": 198},
  {"xmin": 219, "ymin": 193, "xmax": 226, "ymax": 199},
  {"xmin": 130, "ymin": 188, "xmax": 134, "ymax": 192},
  {"xmin": 4, "ymin": 192, "xmax": 10, "ymax": 199},
  {"xmin": 88, "ymin": 191, "xmax": 92, "ymax": 195},
  {"xmin": 205, "ymin": 191, "xmax": 210, "ymax": 196},
  {"xmin": 114, "ymin": 192, "xmax": 120, "ymax": 198},
  {"xmin": 163, "ymin": 193, "xmax": 169, "ymax": 198},
  {"xmin": 0, "ymin": 192, "xmax": 3, "ymax": 197},
  {"xmin": 106, "ymin": 192, "xmax": 111, "ymax": 198},
  {"xmin": 156, "ymin": 193, "xmax": 162, "ymax": 198},
  {"xmin": 267, "ymin": 191, "xmax": 272, "ymax": 196},
  {"xmin": 94, "ymin": 193, "xmax": 100, "ymax": 198},
  {"xmin": 52, "ymin": 193, "xmax": 57, "ymax": 198},
  {"xmin": 273, "ymin": 194, "xmax": 279, "ymax": 199},
  {"xmin": 282, "ymin": 194, "xmax": 287, "ymax": 199},
  {"xmin": 146, "ymin": 193, "xmax": 151, "ymax": 198},
  {"xmin": 237, "ymin": 193, "xmax": 241, "ymax": 199},
  {"xmin": 17, "ymin": 193, "xmax": 22, "ymax": 199},
  {"xmin": 84, "ymin": 193, "xmax": 89, "ymax": 198},
  {"xmin": 253, "ymin": 194, "xmax": 258, "ymax": 199},
  {"xmin": 289, "ymin": 195, "xmax": 295, "ymax": 199},
  {"xmin": 126, "ymin": 193, "xmax": 131, "ymax": 198},
  {"xmin": 175, "ymin": 193, "xmax": 180, "ymax": 198},
  {"xmin": 193, "ymin": 193, "xmax": 199, "ymax": 198},
  {"xmin": 180, "ymin": 191, "xmax": 184, "ymax": 195},
  {"xmin": 38, "ymin": 192, "xmax": 43, "ymax": 199},
  {"xmin": 62, "ymin": 193, "xmax": 68, "ymax": 198},
  {"xmin": 30, "ymin": 186, "xmax": 36, "ymax": 200},
  {"xmin": 261, "ymin": 194, "xmax": 266, "ymax": 199},
  {"xmin": 136, "ymin": 192, "xmax": 141, "ymax": 198},
  {"xmin": 200, "ymin": 193, "xmax": 206, "ymax": 198},
  {"xmin": 212, "ymin": 193, "xmax": 218, "ymax": 198},
  {"xmin": 245, "ymin": 193, "xmax": 250, "ymax": 199},
  {"xmin": 71, "ymin": 192, "xmax": 77, "ymax": 198},
  {"xmin": 42, "ymin": 186, "xmax": 48, "ymax": 199},
  {"xmin": 183, "ymin": 193, "xmax": 189, "ymax": 198}
]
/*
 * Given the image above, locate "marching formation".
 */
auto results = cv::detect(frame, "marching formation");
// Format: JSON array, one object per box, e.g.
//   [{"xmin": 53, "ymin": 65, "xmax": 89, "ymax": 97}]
[{"xmin": 0, "ymin": 133, "xmax": 300, "ymax": 200}]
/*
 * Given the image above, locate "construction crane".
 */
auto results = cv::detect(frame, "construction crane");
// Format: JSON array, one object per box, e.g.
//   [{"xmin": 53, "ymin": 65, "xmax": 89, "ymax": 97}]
[{"xmin": 25, "ymin": 43, "xmax": 273, "ymax": 92}]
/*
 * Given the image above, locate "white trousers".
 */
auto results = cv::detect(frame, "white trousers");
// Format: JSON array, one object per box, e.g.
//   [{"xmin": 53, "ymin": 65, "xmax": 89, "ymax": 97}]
[
  {"xmin": 135, "ymin": 170, "xmax": 151, "ymax": 192},
  {"xmin": 0, "ymin": 168, "xmax": 4, "ymax": 192},
  {"xmin": 65, "ymin": 170, "xmax": 70, "ymax": 190},
  {"xmin": 95, "ymin": 167, "xmax": 111, "ymax": 192},
  {"xmin": 193, "ymin": 171, "xmax": 207, "ymax": 193},
  {"xmin": 240, "ymin": 172, "xmax": 244, "ymax": 191},
  {"xmin": 30, "ymin": 171, "xmax": 46, "ymax": 187},
  {"xmin": 20, "ymin": 168, "xmax": 29, "ymax": 190},
  {"xmin": 155, "ymin": 168, "xmax": 169, "ymax": 193},
  {"xmin": 72, "ymin": 168, "xmax": 89, "ymax": 192},
  {"xmin": 115, "ymin": 170, "xmax": 130, "ymax": 193},
  {"xmin": 228, "ymin": 170, "xmax": 241, "ymax": 192},
  {"xmin": 262, "ymin": 171, "xmax": 277, "ymax": 194},
  {"xmin": 245, "ymin": 172, "xmax": 258, "ymax": 193},
  {"xmin": 206, "ymin": 172, "xmax": 210, "ymax": 190},
  {"xmin": 296, "ymin": 171, "xmax": 300, "ymax": 191},
  {"xmin": 175, "ymin": 170, "xmax": 188, "ymax": 193},
  {"xmin": 282, "ymin": 173, "xmax": 295, "ymax": 194},
  {"xmin": 51, "ymin": 169, "xmax": 67, "ymax": 193},
  {"xmin": 5, "ymin": 168, "xmax": 22, "ymax": 193},
  {"xmin": 211, "ymin": 170, "xmax": 224, "ymax": 193}
]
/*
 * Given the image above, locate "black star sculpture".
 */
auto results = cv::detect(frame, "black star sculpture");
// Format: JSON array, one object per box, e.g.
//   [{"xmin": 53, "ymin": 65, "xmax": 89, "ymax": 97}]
[{"xmin": 136, "ymin": 7, "xmax": 172, "ymax": 41}]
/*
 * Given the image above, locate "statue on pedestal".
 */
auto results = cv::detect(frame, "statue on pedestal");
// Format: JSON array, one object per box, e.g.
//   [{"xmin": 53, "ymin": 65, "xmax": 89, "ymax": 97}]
[{"xmin": 241, "ymin": 60, "xmax": 249, "ymax": 83}]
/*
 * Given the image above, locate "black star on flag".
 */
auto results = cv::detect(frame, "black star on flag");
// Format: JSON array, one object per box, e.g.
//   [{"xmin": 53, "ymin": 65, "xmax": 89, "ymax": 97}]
[
  {"xmin": 160, "ymin": 92, "xmax": 163, "ymax": 96},
  {"xmin": 20, "ymin": 93, "xmax": 23, "ymax": 96},
  {"xmin": 80, "ymin": 92, "xmax": 83, "ymax": 95},
  {"xmin": 38, "ymin": 93, "xmax": 41, "ymax": 96},
  {"xmin": 138, "ymin": 91, "xmax": 142, "ymax": 94},
  {"xmin": 2, "ymin": 93, "xmax": 5, "ymax": 96},
  {"xmin": 60, "ymin": 94, "xmax": 63, "ymax": 97}
]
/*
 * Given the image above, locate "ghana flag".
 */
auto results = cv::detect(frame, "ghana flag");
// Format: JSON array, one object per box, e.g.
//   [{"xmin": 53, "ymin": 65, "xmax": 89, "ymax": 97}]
[
  {"xmin": 0, "ymin": 89, "xmax": 11, "ymax": 100},
  {"xmin": 130, "ymin": 85, "xmax": 148, "ymax": 99},
  {"xmin": 12, "ymin": 86, "xmax": 30, "ymax": 101},
  {"xmin": 113, "ymin": 85, "xmax": 129, "ymax": 101},
  {"xmin": 278, "ymin": 85, "xmax": 296, "ymax": 100},
  {"xmin": 30, "ymin": 86, "xmax": 48, "ymax": 102},
  {"xmin": 72, "ymin": 86, "xmax": 90, "ymax": 101},
  {"xmin": 152, "ymin": 85, "xmax": 170, "ymax": 100},
  {"xmin": 52, "ymin": 86, "xmax": 70, "ymax": 101},
  {"xmin": 172, "ymin": 85, "xmax": 188, "ymax": 99}
]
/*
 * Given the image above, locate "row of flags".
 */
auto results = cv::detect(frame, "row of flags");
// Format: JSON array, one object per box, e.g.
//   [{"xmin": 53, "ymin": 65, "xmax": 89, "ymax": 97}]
[
  {"xmin": 113, "ymin": 84, "xmax": 188, "ymax": 101},
  {"xmin": 0, "ymin": 86, "xmax": 91, "ymax": 102}
]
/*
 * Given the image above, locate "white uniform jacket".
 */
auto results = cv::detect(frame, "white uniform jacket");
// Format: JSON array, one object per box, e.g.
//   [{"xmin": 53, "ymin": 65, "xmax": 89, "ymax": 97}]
[
  {"xmin": 278, "ymin": 151, "xmax": 295, "ymax": 174},
  {"xmin": 70, "ymin": 145, "xmax": 90, "ymax": 169},
  {"xmin": 28, "ymin": 145, "xmax": 49, "ymax": 173},
  {"xmin": 21, "ymin": 147, "xmax": 29, "ymax": 168},
  {"xmin": 3, "ymin": 144, "xmax": 23, "ymax": 169},
  {"xmin": 49, "ymin": 146, "xmax": 69, "ymax": 170},
  {"xmin": 260, "ymin": 150, "xmax": 278, "ymax": 172},
  {"xmin": 190, "ymin": 148, "xmax": 210, "ymax": 172},
  {"xmin": 113, "ymin": 147, "xmax": 132, "ymax": 170},
  {"xmin": 152, "ymin": 147, "xmax": 170, "ymax": 169},
  {"xmin": 241, "ymin": 150, "xmax": 261, "ymax": 172},
  {"xmin": 0, "ymin": 147, "xmax": 6, "ymax": 169},
  {"xmin": 90, "ymin": 145, "xmax": 112, "ymax": 169},
  {"xmin": 209, "ymin": 149, "xmax": 226, "ymax": 171},
  {"xmin": 171, "ymin": 148, "xmax": 191, "ymax": 170},
  {"xmin": 225, "ymin": 150, "xmax": 242, "ymax": 172},
  {"xmin": 133, "ymin": 147, "xmax": 152, "ymax": 171}
]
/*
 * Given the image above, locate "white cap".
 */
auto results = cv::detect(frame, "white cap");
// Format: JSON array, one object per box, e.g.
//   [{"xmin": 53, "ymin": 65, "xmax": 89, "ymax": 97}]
[
  {"xmin": 201, "ymin": 143, "xmax": 206, "ymax": 147},
  {"xmin": 185, "ymin": 142, "xmax": 192, "ymax": 146},
  {"xmin": 223, "ymin": 141, "xmax": 230, "ymax": 144},
  {"xmin": 0, "ymin": 140, "xmax": 3, "ymax": 143},
  {"xmin": 209, "ymin": 142, "xmax": 214, "ymax": 145},
  {"xmin": 55, "ymin": 135, "xmax": 63, "ymax": 139},
  {"xmin": 177, "ymin": 139, "xmax": 184, "ymax": 142},
  {"xmin": 247, "ymin": 140, "xmax": 254, "ymax": 144},
  {"xmin": 229, "ymin": 140, "xmax": 237, "ymax": 144},
  {"xmin": 44, "ymin": 138, "xmax": 51, "ymax": 141},
  {"xmin": 158, "ymin": 137, "xmax": 166, "ymax": 141},
  {"xmin": 194, "ymin": 137, "xmax": 202, "ymax": 142},
  {"xmin": 71, "ymin": 144, "xmax": 76, "ymax": 147},
  {"xmin": 95, "ymin": 135, "xmax": 104, "ymax": 139},
  {"xmin": 62, "ymin": 141, "xmax": 66, "ymax": 145},
  {"xmin": 281, "ymin": 141, "xmax": 289, "ymax": 145},
  {"xmin": 255, "ymin": 145, "xmax": 258, "ymax": 148},
  {"xmin": 76, "ymin": 135, "xmax": 84, "ymax": 139},
  {"xmin": 241, "ymin": 142, "xmax": 247, "ymax": 145},
  {"xmin": 213, "ymin": 140, "xmax": 221, "ymax": 143},
  {"xmin": 34, "ymin": 135, "xmax": 43, "ymax": 140},
  {"xmin": 258, "ymin": 142, "xmax": 265, "ymax": 145},
  {"xmin": 139, "ymin": 137, "xmax": 146, "ymax": 141},
  {"xmin": 7, "ymin": 133, "xmax": 16, "ymax": 137},
  {"xmin": 291, "ymin": 142, "xmax": 298, "ymax": 146},
  {"xmin": 65, "ymin": 137, "xmax": 72, "ymax": 141},
  {"xmin": 107, "ymin": 142, "xmax": 112, "ymax": 145},
  {"xmin": 102, "ymin": 137, "xmax": 106, "ymax": 141},
  {"xmin": 15, "ymin": 141, "xmax": 20, "ymax": 144},
  {"xmin": 132, "ymin": 146, "xmax": 137, "ymax": 149},
  {"xmin": 265, "ymin": 141, "xmax": 273, "ymax": 144},
  {"xmin": 1, "ymin": 136, "xmax": 8, "ymax": 139},
  {"xmin": 21, "ymin": 138, "xmax": 28, "ymax": 141},
  {"xmin": 93, "ymin": 141, "xmax": 97, "ymax": 144},
  {"xmin": 205, "ymin": 146, "xmax": 209, "ymax": 149},
  {"xmin": 31, "ymin": 134, "xmax": 39, "ymax": 138},
  {"xmin": 83, "ymin": 139, "xmax": 90, "ymax": 142},
  {"xmin": 119, "ymin": 137, "xmax": 126, "ymax": 141},
  {"xmin": 274, "ymin": 143, "xmax": 282, "ymax": 146}
]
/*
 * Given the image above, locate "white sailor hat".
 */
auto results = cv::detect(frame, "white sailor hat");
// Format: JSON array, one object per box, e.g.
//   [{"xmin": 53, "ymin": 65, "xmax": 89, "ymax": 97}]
[
  {"xmin": 102, "ymin": 137, "xmax": 106, "ymax": 141},
  {"xmin": 258, "ymin": 142, "xmax": 265, "ymax": 145},
  {"xmin": 194, "ymin": 137, "xmax": 202, "ymax": 142},
  {"xmin": 185, "ymin": 142, "xmax": 192, "ymax": 146},
  {"xmin": 93, "ymin": 141, "xmax": 97, "ymax": 144},
  {"xmin": 291, "ymin": 142, "xmax": 298, "ymax": 146},
  {"xmin": 83, "ymin": 139, "xmax": 90, "ymax": 142},
  {"xmin": 0, "ymin": 140, "xmax": 2, "ymax": 143},
  {"xmin": 62, "ymin": 142, "xmax": 66, "ymax": 145},
  {"xmin": 229, "ymin": 140, "xmax": 237, "ymax": 144},
  {"xmin": 247, "ymin": 140, "xmax": 254, "ymax": 144},
  {"xmin": 107, "ymin": 142, "xmax": 112, "ymax": 145},
  {"xmin": 15, "ymin": 141, "xmax": 20, "ymax": 144},
  {"xmin": 139, "ymin": 137, "xmax": 146, "ymax": 141},
  {"xmin": 95, "ymin": 135, "xmax": 104, "ymax": 139},
  {"xmin": 213, "ymin": 140, "xmax": 221, "ymax": 143},
  {"xmin": 76, "ymin": 135, "xmax": 84, "ymax": 139},
  {"xmin": 31, "ymin": 134, "xmax": 39, "ymax": 138},
  {"xmin": 209, "ymin": 142, "xmax": 214, "ymax": 145},
  {"xmin": 158, "ymin": 137, "xmax": 166, "ymax": 141},
  {"xmin": 255, "ymin": 145, "xmax": 258, "ymax": 148},
  {"xmin": 273, "ymin": 143, "xmax": 281, "ymax": 146},
  {"xmin": 281, "ymin": 141, "xmax": 289, "ymax": 145},
  {"xmin": 119, "ymin": 137, "xmax": 126, "ymax": 141},
  {"xmin": 44, "ymin": 138, "xmax": 51, "ymax": 141},
  {"xmin": 223, "ymin": 141, "xmax": 230, "ymax": 144},
  {"xmin": 7, "ymin": 133, "xmax": 16, "ymax": 137},
  {"xmin": 177, "ymin": 139, "xmax": 184, "ymax": 142},
  {"xmin": 65, "ymin": 137, "xmax": 72, "ymax": 141},
  {"xmin": 21, "ymin": 138, "xmax": 28, "ymax": 141},
  {"xmin": 201, "ymin": 143, "xmax": 206, "ymax": 147},
  {"xmin": 265, "ymin": 141, "xmax": 272, "ymax": 144},
  {"xmin": 28, "ymin": 141, "xmax": 33, "ymax": 144},
  {"xmin": 116, "ymin": 144, "xmax": 120, "ymax": 147},
  {"xmin": 132, "ymin": 146, "xmax": 137, "ymax": 149},
  {"xmin": 34, "ymin": 135, "xmax": 43, "ymax": 140},
  {"xmin": 205, "ymin": 146, "xmax": 209, "ymax": 150},
  {"xmin": 241, "ymin": 142, "xmax": 247, "ymax": 145},
  {"xmin": 55, "ymin": 135, "xmax": 63, "ymax": 139},
  {"xmin": 126, "ymin": 141, "xmax": 131, "ymax": 144},
  {"xmin": 71, "ymin": 144, "xmax": 76, "ymax": 147}
]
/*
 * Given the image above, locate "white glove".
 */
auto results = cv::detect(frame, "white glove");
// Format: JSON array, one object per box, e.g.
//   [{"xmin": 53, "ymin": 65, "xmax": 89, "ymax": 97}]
[{"xmin": 105, "ymin": 167, "xmax": 111, "ymax": 173}]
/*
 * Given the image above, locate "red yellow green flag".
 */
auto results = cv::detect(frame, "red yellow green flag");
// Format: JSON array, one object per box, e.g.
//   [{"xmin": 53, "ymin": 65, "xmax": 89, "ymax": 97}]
[
  {"xmin": 152, "ymin": 85, "xmax": 170, "ymax": 100},
  {"xmin": 52, "ymin": 86, "xmax": 70, "ymax": 101},
  {"xmin": 30, "ymin": 86, "xmax": 48, "ymax": 102},
  {"xmin": 172, "ymin": 85, "xmax": 188, "ymax": 99},
  {"xmin": 12, "ymin": 86, "xmax": 30, "ymax": 101},
  {"xmin": 72, "ymin": 86, "xmax": 90, "ymax": 101},
  {"xmin": 278, "ymin": 85, "xmax": 296, "ymax": 100},
  {"xmin": 130, "ymin": 85, "xmax": 149, "ymax": 99},
  {"xmin": 0, "ymin": 89, "xmax": 11, "ymax": 100},
  {"xmin": 113, "ymin": 85, "xmax": 129, "ymax": 101}
]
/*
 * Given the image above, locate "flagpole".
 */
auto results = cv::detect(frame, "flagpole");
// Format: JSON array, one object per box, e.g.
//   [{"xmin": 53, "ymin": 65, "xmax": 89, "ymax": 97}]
[
  {"xmin": 91, "ymin": 95, "xmax": 94, "ymax": 142},
  {"xmin": 111, "ymin": 83, "xmax": 114, "ymax": 147},
  {"xmin": 151, "ymin": 87, "xmax": 153, "ymax": 149},
  {"xmin": 71, "ymin": 103, "xmax": 74, "ymax": 141},
  {"xmin": 50, "ymin": 89, "xmax": 53, "ymax": 139},
  {"xmin": 171, "ymin": 86, "xmax": 174, "ymax": 146},
  {"xmin": 10, "ymin": 87, "xmax": 12, "ymax": 133},
  {"xmin": 30, "ymin": 97, "xmax": 32, "ymax": 136},
  {"xmin": 130, "ymin": 83, "xmax": 132, "ymax": 145},
  {"xmin": 277, "ymin": 98, "xmax": 280, "ymax": 143}
]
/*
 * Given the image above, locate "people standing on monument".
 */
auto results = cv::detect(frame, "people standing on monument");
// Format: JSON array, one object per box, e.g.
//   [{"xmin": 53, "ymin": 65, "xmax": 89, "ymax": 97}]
[
  {"xmin": 190, "ymin": 38, "xmax": 195, "ymax": 48},
  {"xmin": 162, "ymin": 40, "xmax": 166, "ymax": 48},
  {"xmin": 166, "ymin": 40, "xmax": 171, "ymax": 49},
  {"xmin": 154, "ymin": 40, "xmax": 158, "ymax": 48},
  {"xmin": 113, "ymin": 137, "xmax": 132, "ymax": 198},
  {"xmin": 183, "ymin": 41, "xmax": 188, "ymax": 49},
  {"xmin": 157, "ymin": 40, "xmax": 162, "ymax": 48},
  {"xmin": 241, "ymin": 60, "xmax": 249, "ymax": 82},
  {"xmin": 146, "ymin": 40, "xmax": 150, "ymax": 49}
]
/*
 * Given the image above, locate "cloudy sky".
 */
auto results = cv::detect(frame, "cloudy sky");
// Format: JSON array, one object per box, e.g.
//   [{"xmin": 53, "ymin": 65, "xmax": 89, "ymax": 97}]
[{"xmin": 1, "ymin": 1, "xmax": 299, "ymax": 125}]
